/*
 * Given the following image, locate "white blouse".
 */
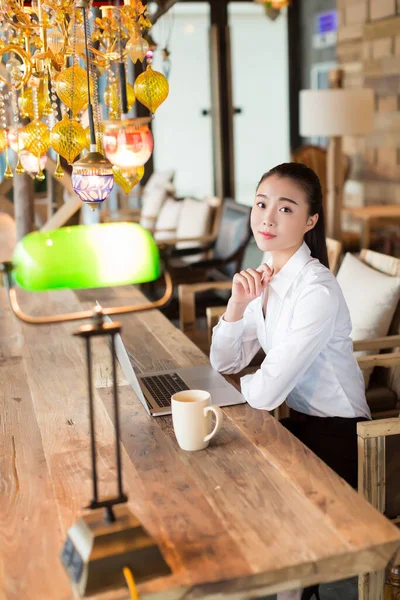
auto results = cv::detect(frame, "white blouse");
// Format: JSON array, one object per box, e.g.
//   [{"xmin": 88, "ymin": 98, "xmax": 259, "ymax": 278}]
[{"xmin": 210, "ymin": 243, "xmax": 371, "ymax": 419}]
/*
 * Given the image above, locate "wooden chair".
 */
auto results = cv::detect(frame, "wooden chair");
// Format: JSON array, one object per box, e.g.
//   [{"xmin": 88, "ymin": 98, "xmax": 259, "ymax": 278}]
[
  {"xmin": 292, "ymin": 145, "xmax": 357, "ymax": 250},
  {"xmin": 326, "ymin": 237, "xmax": 342, "ymax": 275},
  {"xmin": 292, "ymin": 145, "xmax": 329, "ymax": 215},
  {"xmin": 101, "ymin": 170, "xmax": 175, "ymax": 227},
  {"xmin": 355, "ymin": 250, "xmax": 400, "ymax": 420},
  {"xmin": 358, "ymin": 418, "xmax": 400, "ymax": 600},
  {"xmin": 147, "ymin": 199, "xmax": 252, "ymax": 325},
  {"xmin": 154, "ymin": 195, "xmax": 223, "ymax": 259},
  {"xmin": 292, "ymin": 145, "xmax": 351, "ymax": 214},
  {"xmin": 161, "ymin": 199, "xmax": 252, "ymax": 287}
]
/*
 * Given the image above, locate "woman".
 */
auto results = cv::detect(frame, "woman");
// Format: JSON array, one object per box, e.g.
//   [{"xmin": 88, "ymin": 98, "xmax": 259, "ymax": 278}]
[{"xmin": 210, "ymin": 163, "xmax": 371, "ymax": 600}]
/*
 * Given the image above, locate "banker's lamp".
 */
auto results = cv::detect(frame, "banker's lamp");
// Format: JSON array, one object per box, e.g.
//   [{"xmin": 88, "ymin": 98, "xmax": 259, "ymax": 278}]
[{"xmin": 1, "ymin": 222, "xmax": 173, "ymax": 597}]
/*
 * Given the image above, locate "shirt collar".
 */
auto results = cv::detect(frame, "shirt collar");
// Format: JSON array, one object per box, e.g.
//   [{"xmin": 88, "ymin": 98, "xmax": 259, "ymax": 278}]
[{"xmin": 267, "ymin": 242, "xmax": 312, "ymax": 299}]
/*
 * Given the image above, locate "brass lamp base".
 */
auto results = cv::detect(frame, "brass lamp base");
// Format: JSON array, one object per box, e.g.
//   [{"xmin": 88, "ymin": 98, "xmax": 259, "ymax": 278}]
[{"xmin": 61, "ymin": 505, "xmax": 171, "ymax": 597}]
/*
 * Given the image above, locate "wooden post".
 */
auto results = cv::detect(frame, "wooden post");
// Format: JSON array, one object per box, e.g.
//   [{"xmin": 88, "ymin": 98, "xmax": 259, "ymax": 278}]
[
  {"xmin": 287, "ymin": 0, "xmax": 302, "ymax": 153},
  {"xmin": 326, "ymin": 69, "xmax": 345, "ymax": 242},
  {"xmin": 326, "ymin": 136, "xmax": 344, "ymax": 240},
  {"xmin": 357, "ymin": 426, "xmax": 386, "ymax": 600},
  {"xmin": 13, "ymin": 173, "xmax": 35, "ymax": 240},
  {"xmin": 47, "ymin": 172, "xmax": 56, "ymax": 222},
  {"xmin": 210, "ymin": 0, "xmax": 235, "ymax": 200}
]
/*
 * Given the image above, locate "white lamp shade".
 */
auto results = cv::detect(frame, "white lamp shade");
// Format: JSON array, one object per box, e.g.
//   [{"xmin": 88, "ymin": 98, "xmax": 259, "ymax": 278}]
[{"xmin": 299, "ymin": 88, "xmax": 374, "ymax": 137}]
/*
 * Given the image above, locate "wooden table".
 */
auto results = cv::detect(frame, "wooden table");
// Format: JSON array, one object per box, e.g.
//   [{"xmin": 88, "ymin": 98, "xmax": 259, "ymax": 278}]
[
  {"xmin": 343, "ymin": 204, "xmax": 400, "ymax": 249},
  {"xmin": 1, "ymin": 284, "xmax": 400, "ymax": 600}
]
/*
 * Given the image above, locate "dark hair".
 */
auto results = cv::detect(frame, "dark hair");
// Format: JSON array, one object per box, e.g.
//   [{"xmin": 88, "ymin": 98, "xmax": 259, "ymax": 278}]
[{"xmin": 257, "ymin": 162, "xmax": 329, "ymax": 269}]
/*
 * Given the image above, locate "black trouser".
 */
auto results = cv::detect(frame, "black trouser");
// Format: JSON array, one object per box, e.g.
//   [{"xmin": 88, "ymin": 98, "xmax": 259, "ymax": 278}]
[{"xmin": 280, "ymin": 409, "xmax": 369, "ymax": 489}]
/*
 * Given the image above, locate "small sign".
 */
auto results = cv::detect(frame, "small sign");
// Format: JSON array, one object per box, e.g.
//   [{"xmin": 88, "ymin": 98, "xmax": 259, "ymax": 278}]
[
  {"xmin": 316, "ymin": 10, "xmax": 338, "ymax": 34},
  {"xmin": 313, "ymin": 31, "xmax": 337, "ymax": 49}
]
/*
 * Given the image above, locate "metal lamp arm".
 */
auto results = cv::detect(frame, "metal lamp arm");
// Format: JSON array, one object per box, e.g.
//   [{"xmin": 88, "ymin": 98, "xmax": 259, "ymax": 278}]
[{"xmin": 2, "ymin": 263, "xmax": 173, "ymax": 325}]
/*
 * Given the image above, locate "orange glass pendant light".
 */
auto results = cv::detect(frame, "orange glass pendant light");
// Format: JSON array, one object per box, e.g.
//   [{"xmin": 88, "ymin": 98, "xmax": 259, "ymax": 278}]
[{"xmin": 103, "ymin": 117, "xmax": 153, "ymax": 169}]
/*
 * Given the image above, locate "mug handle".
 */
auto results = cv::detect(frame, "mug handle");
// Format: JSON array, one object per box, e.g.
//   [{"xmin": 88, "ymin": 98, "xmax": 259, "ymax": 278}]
[{"xmin": 203, "ymin": 406, "xmax": 223, "ymax": 443}]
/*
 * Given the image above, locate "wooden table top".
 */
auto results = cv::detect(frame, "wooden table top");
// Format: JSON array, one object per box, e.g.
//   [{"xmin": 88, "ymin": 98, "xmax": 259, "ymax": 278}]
[
  {"xmin": 1, "ymin": 284, "xmax": 400, "ymax": 600},
  {"xmin": 343, "ymin": 204, "xmax": 400, "ymax": 220}
]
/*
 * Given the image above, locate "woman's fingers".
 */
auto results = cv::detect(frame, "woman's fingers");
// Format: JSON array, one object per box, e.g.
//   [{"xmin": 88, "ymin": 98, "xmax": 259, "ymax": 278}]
[
  {"xmin": 246, "ymin": 268, "xmax": 263, "ymax": 296},
  {"xmin": 234, "ymin": 270, "xmax": 264, "ymax": 297},
  {"xmin": 257, "ymin": 263, "xmax": 273, "ymax": 276},
  {"xmin": 232, "ymin": 264, "xmax": 273, "ymax": 301},
  {"xmin": 257, "ymin": 263, "xmax": 274, "ymax": 286},
  {"xmin": 240, "ymin": 271, "xmax": 256, "ymax": 297},
  {"xmin": 232, "ymin": 272, "xmax": 250, "ymax": 295}
]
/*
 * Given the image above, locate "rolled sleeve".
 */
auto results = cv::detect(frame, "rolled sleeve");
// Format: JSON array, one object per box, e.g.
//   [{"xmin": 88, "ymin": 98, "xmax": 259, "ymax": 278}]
[{"xmin": 241, "ymin": 285, "xmax": 339, "ymax": 410}]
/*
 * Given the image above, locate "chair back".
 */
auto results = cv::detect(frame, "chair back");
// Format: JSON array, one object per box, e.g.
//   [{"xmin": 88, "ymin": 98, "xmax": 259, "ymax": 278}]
[
  {"xmin": 291, "ymin": 145, "xmax": 351, "ymax": 217},
  {"xmin": 359, "ymin": 249, "xmax": 400, "ymax": 405},
  {"xmin": 358, "ymin": 420, "xmax": 400, "ymax": 520},
  {"xmin": 175, "ymin": 197, "xmax": 213, "ymax": 261},
  {"xmin": 326, "ymin": 237, "xmax": 342, "ymax": 274},
  {"xmin": 213, "ymin": 199, "xmax": 252, "ymax": 278},
  {"xmin": 140, "ymin": 170, "xmax": 175, "ymax": 230},
  {"xmin": 292, "ymin": 145, "xmax": 328, "ymax": 210},
  {"xmin": 141, "ymin": 169, "xmax": 174, "ymax": 199},
  {"xmin": 360, "ymin": 249, "xmax": 400, "ymax": 333}
]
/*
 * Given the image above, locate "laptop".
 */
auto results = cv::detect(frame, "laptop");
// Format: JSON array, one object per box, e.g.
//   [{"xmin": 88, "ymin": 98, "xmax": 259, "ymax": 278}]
[{"xmin": 103, "ymin": 314, "xmax": 246, "ymax": 416}]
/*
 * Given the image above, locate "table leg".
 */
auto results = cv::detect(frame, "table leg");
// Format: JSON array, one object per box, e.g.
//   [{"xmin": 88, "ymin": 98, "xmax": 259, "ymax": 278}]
[{"xmin": 358, "ymin": 570, "xmax": 385, "ymax": 600}]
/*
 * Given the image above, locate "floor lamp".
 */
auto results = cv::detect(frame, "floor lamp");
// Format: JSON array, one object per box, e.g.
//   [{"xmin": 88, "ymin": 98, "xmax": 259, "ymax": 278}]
[{"xmin": 299, "ymin": 82, "xmax": 374, "ymax": 242}]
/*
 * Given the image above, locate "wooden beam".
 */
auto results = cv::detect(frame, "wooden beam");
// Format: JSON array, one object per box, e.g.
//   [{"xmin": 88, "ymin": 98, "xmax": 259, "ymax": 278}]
[
  {"xmin": 45, "ymin": 158, "xmax": 74, "ymax": 195},
  {"xmin": 0, "ymin": 176, "xmax": 13, "ymax": 197},
  {"xmin": 40, "ymin": 194, "xmax": 81, "ymax": 232},
  {"xmin": 358, "ymin": 419, "xmax": 400, "ymax": 439},
  {"xmin": 150, "ymin": 0, "xmax": 180, "ymax": 25}
]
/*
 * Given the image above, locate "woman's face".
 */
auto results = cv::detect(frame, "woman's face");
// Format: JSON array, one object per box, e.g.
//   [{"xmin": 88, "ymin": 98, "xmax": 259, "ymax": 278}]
[{"xmin": 251, "ymin": 175, "xmax": 318, "ymax": 253}]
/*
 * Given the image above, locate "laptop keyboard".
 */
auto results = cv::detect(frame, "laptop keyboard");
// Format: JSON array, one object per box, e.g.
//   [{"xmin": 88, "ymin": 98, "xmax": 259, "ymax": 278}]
[{"xmin": 140, "ymin": 373, "xmax": 190, "ymax": 408}]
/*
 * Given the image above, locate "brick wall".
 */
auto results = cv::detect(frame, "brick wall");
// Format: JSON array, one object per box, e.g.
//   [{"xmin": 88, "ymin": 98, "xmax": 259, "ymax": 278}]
[{"xmin": 337, "ymin": 0, "xmax": 400, "ymax": 205}]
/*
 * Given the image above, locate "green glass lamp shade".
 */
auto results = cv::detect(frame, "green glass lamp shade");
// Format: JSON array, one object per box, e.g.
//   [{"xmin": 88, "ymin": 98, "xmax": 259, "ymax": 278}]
[{"xmin": 12, "ymin": 223, "xmax": 161, "ymax": 291}]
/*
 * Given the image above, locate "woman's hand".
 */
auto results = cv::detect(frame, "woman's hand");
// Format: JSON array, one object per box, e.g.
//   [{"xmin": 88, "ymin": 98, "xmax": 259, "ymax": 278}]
[
  {"xmin": 224, "ymin": 264, "xmax": 273, "ymax": 322},
  {"xmin": 231, "ymin": 264, "xmax": 273, "ymax": 305}
]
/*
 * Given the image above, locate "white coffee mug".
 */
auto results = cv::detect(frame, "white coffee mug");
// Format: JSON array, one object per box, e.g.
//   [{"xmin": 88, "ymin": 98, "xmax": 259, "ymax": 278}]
[{"xmin": 171, "ymin": 389, "xmax": 223, "ymax": 451}]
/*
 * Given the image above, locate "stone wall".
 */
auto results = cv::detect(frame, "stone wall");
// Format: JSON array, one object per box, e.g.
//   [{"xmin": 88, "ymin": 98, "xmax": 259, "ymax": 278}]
[{"xmin": 337, "ymin": 0, "xmax": 400, "ymax": 205}]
